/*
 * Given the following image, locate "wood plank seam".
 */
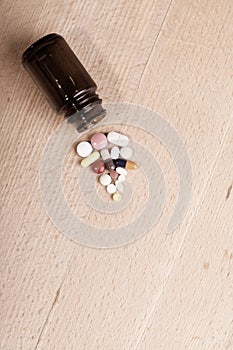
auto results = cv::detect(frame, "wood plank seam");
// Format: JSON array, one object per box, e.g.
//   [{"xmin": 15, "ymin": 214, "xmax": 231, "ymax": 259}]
[
  {"xmin": 34, "ymin": 249, "xmax": 76, "ymax": 350},
  {"xmin": 136, "ymin": 0, "xmax": 173, "ymax": 94},
  {"xmin": 132, "ymin": 119, "xmax": 232, "ymax": 350}
]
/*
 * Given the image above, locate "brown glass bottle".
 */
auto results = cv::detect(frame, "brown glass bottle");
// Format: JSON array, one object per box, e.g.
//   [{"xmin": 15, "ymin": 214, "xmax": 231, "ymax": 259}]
[{"xmin": 22, "ymin": 33, "xmax": 106, "ymax": 132}]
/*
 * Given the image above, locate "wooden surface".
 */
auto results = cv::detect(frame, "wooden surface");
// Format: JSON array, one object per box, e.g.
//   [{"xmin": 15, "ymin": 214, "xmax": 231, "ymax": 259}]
[{"xmin": 0, "ymin": 0, "xmax": 232, "ymax": 349}]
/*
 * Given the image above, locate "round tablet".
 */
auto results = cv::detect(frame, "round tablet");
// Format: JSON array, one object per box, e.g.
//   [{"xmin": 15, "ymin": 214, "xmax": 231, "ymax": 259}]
[
  {"xmin": 118, "ymin": 174, "xmax": 126, "ymax": 182},
  {"xmin": 76, "ymin": 141, "xmax": 93, "ymax": 157},
  {"xmin": 116, "ymin": 167, "xmax": 127, "ymax": 176},
  {"xmin": 99, "ymin": 174, "xmax": 112, "ymax": 186},
  {"xmin": 106, "ymin": 184, "xmax": 116, "ymax": 194},
  {"xmin": 120, "ymin": 146, "xmax": 133, "ymax": 159},
  {"xmin": 91, "ymin": 133, "xmax": 107, "ymax": 150},
  {"xmin": 112, "ymin": 192, "xmax": 122, "ymax": 201}
]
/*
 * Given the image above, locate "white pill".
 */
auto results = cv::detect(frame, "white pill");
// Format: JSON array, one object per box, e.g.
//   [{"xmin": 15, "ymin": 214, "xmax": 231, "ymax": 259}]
[
  {"xmin": 120, "ymin": 146, "xmax": 133, "ymax": 159},
  {"xmin": 115, "ymin": 181, "xmax": 124, "ymax": 193},
  {"xmin": 100, "ymin": 148, "xmax": 111, "ymax": 161},
  {"xmin": 107, "ymin": 131, "xmax": 129, "ymax": 147},
  {"xmin": 106, "ymin": 184, "xmax": 116, "ymax": 194},
  {"xmin": 118, "ymin": 174, "xmax": 126, "ymax": 182},
  {"xmin": 116, "ymin": 167, "xmax": 127, "ymax": 176},
  {"xmin": 76, "ymin": 141, "xmax": 93, "ymax": 157},
  {"xmin": 110, "ymin": 146, "xmax": 120, "ymax": 159},
  {"xmin": 99, "ymin": 174, "xmax": 112, "ymax": 186}
]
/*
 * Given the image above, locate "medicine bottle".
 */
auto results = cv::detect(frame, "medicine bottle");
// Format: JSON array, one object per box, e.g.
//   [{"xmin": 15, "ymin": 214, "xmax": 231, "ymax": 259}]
[{"xmin": 22, "ymin": 33, "xmax": 106, "ymax": 132}]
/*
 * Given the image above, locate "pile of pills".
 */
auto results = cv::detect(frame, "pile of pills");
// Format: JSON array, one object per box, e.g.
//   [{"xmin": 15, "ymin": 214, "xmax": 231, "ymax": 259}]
[{"xmin": 76, "ymin": 131, "xmax": 138, "ymax": 201}]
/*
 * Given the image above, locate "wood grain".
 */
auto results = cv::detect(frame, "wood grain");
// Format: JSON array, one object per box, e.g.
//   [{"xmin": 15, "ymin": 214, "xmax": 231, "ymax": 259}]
[
  {"xmin": 136, "ymin": 126, "xmax": 233, "ymax": 350},
  {"xmin": 0, "ymin": 0, "xmax": 232, "ymax": 349}
]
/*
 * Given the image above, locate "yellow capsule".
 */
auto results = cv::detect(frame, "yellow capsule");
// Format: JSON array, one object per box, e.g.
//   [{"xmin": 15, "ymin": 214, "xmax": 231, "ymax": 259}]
[
  {"xmin": 125, "ymin": 160, "xmax": 139, "ymax": 170},
  {"xmin": 81, "ymin": 151, "xmax": 100, "ymax": 168}
]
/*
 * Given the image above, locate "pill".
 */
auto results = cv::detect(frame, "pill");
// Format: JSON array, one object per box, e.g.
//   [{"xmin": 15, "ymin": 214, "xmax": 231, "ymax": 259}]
[
  {"xmin": 114, "ymin": 158, "xmax": 139, "ymax": 170},
  {"xmin": 120, "ymin": 146, "xmax": 133, "ymax": 159},
  {"xmin": 106, "ymin": 184, "xmax": 116, "ymax": 194},
  {"xmin": 110, "ymin": 170, "xmax": 118, "ymax": 182},
  {"xmin": 76, "ymin": 141, "xmax": 93, "ymax": 157},
  {"xmin": 112, "ymin": 192, "xmax": 122, "ymax": 201},
  {"xmin": 118, "ymin": 174, "xmax": 126, "ymax": 182},
  {"xmin": 99, "ymin": 174, "xmax": 112, "ymax": 186},
  {"xmin": 81, "ymin": 151, "xmax": 100, "ymax": 167},
  {"xmin": 92, "ymin": 159, "xmax": 105, "ymax": 174},
  {"xmin": 115, "ymin": 181, "xmax": 124, "ymax": 193},
  {"xmin": 107, "ymin": 131, "xmax": 129, "ymax": 147},
  {"xmin": 110, "ymin": 146, "xmax": 120, "ymax": 159},
  {"xmin": 116, "ymin": 167, "xmax": 127, "ymax": 176},
  {"xmin": 105, "ymin": 159, "xmax": 115, "ymax": 171},
  {"xmin": 91, "ymin": 133, "xmax": 107, "ymax": 150},
  {"xmin": 100, "ymin": 148, "xmax": 111, "ymax": 161},
  {"xmin": 100, "ymin": 148, "xmax": 115, "ymax": 170}
]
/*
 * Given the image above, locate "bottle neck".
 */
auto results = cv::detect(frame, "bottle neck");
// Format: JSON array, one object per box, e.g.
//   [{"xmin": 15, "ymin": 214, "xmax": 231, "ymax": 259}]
[
  {"xmin": 64, "ymin": 88, "xmax": 106, "ymax": 132},
  {"xmin": 63, "ymin": 88, "xmax": 100, "ymax": 117}
]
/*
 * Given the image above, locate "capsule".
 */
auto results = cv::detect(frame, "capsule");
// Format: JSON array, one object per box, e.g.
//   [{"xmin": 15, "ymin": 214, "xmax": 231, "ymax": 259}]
[
  {"xmin": 81, "ymin": 151, "xmax": 100, "ymax": 167},
  {"xmin": 92, "ymin": 159, "xmax": 105, "ymax": 174},
  {"xmin": 100, "ymin": 148, "xmax": 115, "ymax": 170},
  {"xmin": 107, "ymin": 131, "xmax": 129, "ymax": 147},
  {"xmin": 105, "ymin": 159, "xmax": 115, "ymax": 171},
  {"xmin": 100, "ymin": 148, "xmax": 111, "ymax": 161},
  {"xmin": 114, "ymin": 158, "xmax": 138, "ymax": 170}
]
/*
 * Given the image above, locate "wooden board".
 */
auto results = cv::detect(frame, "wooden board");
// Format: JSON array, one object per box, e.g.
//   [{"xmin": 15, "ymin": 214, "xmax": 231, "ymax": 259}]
[{"xmin": 0, "ymin": 0, "xmax": 232, "ymax": 349}]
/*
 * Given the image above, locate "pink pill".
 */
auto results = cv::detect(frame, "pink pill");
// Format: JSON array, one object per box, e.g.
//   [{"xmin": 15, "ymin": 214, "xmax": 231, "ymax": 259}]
[
  {"xmin": 91, "ymin": 133, "xmax": 107, "ymax": 150},
  {"xmin": 109, "ymin": 170, "xmax": 118, "ymax": 182},
  {"xmin": 92, "ymin": 159, "xmax": 105, "ymax": 174}
]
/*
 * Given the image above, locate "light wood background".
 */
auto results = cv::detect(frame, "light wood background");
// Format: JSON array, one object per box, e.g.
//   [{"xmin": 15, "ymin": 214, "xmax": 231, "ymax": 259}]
[{"xmin": 0, "ymin": 0, "xmax": 232, "ymax": 349}]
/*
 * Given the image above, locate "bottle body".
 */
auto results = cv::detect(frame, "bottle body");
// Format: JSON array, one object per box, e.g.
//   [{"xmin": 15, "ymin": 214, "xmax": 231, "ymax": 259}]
[{"xmin": 22, "ymin": 33, "xmax": 106, "ymax": 132}]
